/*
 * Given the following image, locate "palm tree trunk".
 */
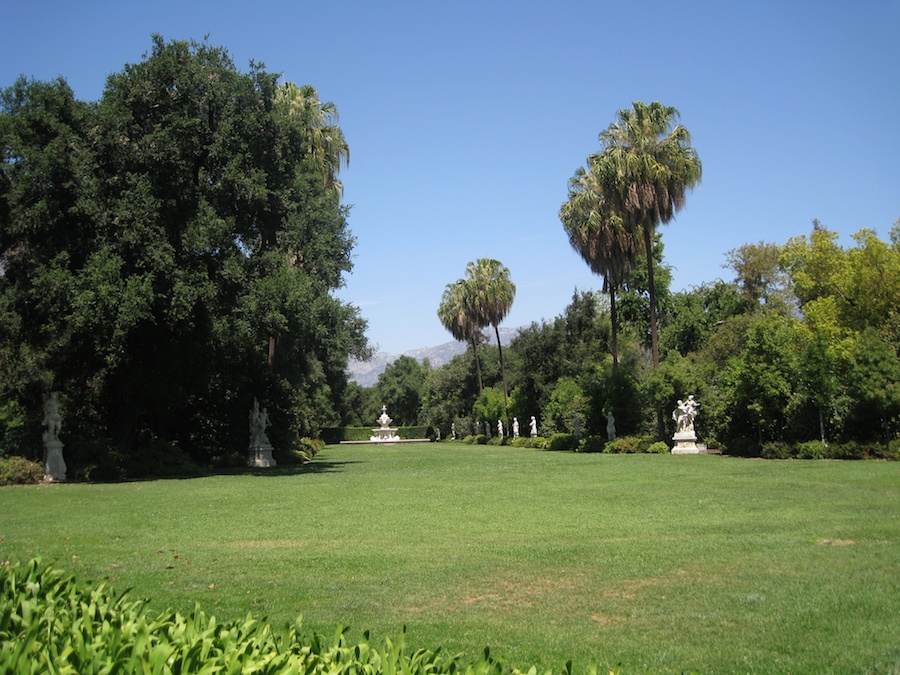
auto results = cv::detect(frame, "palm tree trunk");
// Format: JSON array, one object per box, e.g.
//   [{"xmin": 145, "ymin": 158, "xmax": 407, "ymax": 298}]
[
  {"xmin": 494, "ymin": 324, "xmax": 510, "ymax": 429},
  {"xmin": 608, "ymin": 284, "xmax": 619, "ymax": 369},
  {"xmin": 469, "ymin": 338, "xmax": 483, "ymax": 391},
  {"xmin": 643, "ymin": 226, "xmax": 660, "ymax": 369}
]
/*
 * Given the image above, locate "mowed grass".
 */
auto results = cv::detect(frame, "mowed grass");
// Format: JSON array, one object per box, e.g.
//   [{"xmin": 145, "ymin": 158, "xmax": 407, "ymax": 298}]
[{"xmin": 2, "ymin": 443, "xmax": 899, "ymax": 673}]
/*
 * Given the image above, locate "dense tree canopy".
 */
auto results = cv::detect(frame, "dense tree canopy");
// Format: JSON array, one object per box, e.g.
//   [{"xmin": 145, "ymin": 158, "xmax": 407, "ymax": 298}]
[{"xmin": 0, "ymin": 36, "xmax": 369, "ymax": 470}]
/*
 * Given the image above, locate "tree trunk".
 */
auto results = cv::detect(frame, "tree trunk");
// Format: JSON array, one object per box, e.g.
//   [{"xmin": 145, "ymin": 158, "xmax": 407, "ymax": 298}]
[
  {"xmin": 470, "ymin": 338, "xmax": 483, "ymax": 392},
  {"xmin": 643, "ymin": 226, "xmax": 660, "ymax": 369},
  {"xmin": 268, "ymin": 336, "xmax": 277, "ymax": 372},
  {"xmin": 495, "ymin": 324, "xmax": 511, "ymax": 431},
  {"xmin": 609, "ymin": 284, "xmax": 619, "ymax": 369}
]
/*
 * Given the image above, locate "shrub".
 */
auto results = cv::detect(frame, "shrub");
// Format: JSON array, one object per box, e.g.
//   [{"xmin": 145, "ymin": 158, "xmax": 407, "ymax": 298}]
[
  {"xmin": 761, "ymin": 441, "xmax": 792, "ymax": 459},
  {"xmin": 461, "ymin": 435, "xmax": 477, "ymax": 444},
  {"xmin": 0, "ymin": 456, "xmax": 44, "ymax": 485},
  {"xmin": 66, "ymin": 438, "xmax": 128, "ymax": 482},
  {"xmin": 283, "ymin": 437, "xmax": 324, "ymax": 464},
  {"xmin": 796, "ymin": 440, "xmax": 828, "ymax": 459},
  {"xmin": 511, "ymin": 436, "xmax": 531, "ymax": 448},
  {"xmin": 579, "ymin": 435, "xmax": 606, "ymax": 453},
  {"xmin": 546, "ymin": 433, "xmax": 578, "ymax": 451},
  {"xmin": 127, "ymin": 440, "xmax": 200, "ymax": 478},
  {"xmin": 647, "ymin": 441, "xmax": 670, "ymax": 454},
  {"xmin": 725, "ymin": 437, "xmax": 762, "ymax": 458},
  {"xmin": 604, "ymin": 436, "xmax": 645, "ymax": 454},
  {"xmin": 530, "ymin": 436, "xmax": 548, "ymax": 450}
]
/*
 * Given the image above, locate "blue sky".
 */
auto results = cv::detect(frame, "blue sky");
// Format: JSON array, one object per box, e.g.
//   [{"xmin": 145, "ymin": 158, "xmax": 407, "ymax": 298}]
[{"xmin": 3, "ymin": 1, "xmax": 898, "ymax": 355}]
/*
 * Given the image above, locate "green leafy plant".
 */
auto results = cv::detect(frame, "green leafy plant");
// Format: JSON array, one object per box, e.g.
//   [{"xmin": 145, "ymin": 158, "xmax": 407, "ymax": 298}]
[
  {"xmin": 0, "ymin": 456, "xmax": 44, "ymax": 485},
  {"xmin": 546, "ymin": 433, "xmax": 578, "ymax": 451}
]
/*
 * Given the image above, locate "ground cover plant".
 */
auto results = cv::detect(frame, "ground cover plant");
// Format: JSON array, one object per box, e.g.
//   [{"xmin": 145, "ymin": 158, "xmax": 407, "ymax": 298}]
[{"xmin": 1, "ymin": 443, "xmax": 898, "ymax": 673}]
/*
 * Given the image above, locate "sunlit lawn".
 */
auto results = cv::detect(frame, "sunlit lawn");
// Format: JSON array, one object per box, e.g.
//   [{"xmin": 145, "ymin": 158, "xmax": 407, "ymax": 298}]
[{"xmin": 2, "ymin": 443, "xmax": 898, "ymax": 673}]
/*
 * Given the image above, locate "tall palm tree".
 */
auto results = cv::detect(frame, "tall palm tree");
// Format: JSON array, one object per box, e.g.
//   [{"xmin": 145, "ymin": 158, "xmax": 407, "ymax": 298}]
[
  {"xmin": 276, "ymin": 82, "xmax": 349, "ymax": 195},
  {"xmin": 559, "ymin": 162, "xmax": 639, "ymax": 368},
  {"xmin": 438, "ymin": 280, "xmax": 484, "ymax": 391},
  {"xmin": 591, "ymin": 101, "xmax": 702, "ymax": 368},
  {"xmin": 464, "ymin": 259, "xmax": 516, "ymax": 415},
  {"xmin": 266, "ymin": 82, "xmax": 349, "ymax": 371}
]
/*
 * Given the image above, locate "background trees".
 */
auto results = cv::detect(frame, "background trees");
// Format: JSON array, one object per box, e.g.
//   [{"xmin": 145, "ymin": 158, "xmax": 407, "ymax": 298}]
[
  {"xmin": 418, "ymin": 221, "xmax": 900, "ymax": 452},
  {"xmin": 0, "ymin": 37, "xmax": 369, "ymax": 471}
]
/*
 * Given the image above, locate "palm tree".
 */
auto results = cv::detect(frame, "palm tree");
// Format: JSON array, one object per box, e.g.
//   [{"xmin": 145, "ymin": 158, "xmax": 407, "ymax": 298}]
[
  {"xmin": 464, "ymin": 259, "xmax": 516, "ymax": 415},
  {"xmin": 266, "ymin": 82, "xmax": 350, "ymax": 371},
  {"xmin": 437, "ymin": 280, "xmax": 484, "ymax": 391},
  {"xmin": 559, "ymin": 162, "xmax": 639, "ymax": 368},
  {"xmin": 276, "ymin": 82, "xmax": 349, "ymax": 195},
  {"xmin": 591, "ymin": 101, "xmax": 702, "ymax": 368}
]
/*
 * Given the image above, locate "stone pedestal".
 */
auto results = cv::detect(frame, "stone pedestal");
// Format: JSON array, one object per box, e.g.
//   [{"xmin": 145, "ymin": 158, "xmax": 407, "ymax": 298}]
[
  {"xmin": 671, "ymin": 431, "xmax": 700, "ymax": 454},
  {"xmin": 249, "ymin": 443, "xmax": 277, "ymax": 467},
  {"xmin": 43, "ymin": 440, "xmax": 67, "ymax": 481}
]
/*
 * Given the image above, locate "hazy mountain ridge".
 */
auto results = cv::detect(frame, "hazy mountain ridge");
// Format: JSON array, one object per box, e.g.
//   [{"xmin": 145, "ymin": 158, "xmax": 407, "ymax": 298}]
[{"xmin": 348, "ymin": 327, "xmax": 521, "ymax": 387}]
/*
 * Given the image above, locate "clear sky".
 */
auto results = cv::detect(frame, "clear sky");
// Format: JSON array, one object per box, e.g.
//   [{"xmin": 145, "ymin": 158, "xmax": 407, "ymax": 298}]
[{"xmin": 3, "ymin": 1, "xmax": 898, "ymax": 355}]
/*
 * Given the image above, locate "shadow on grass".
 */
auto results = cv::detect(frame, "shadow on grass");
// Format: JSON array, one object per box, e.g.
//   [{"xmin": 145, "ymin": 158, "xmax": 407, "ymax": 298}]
[
  {"xmin": 61, "ymin": 457, "xmax": 364, "ymax": 485},
  {"xmin": 208, "ymin": 458, "xmax": 362, "ymax": 478}
]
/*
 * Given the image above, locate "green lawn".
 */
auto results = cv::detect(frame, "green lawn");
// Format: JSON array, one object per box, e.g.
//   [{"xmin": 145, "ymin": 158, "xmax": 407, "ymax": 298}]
[{"xmin": 2, "ymin": 443, "xmax": 899, "ymax": 673}]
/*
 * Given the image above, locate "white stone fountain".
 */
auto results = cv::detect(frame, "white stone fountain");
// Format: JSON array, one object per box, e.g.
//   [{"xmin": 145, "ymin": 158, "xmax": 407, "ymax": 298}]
[{"xmin": 370, "ymin": 405, "xmax": 401, "ymax": 442}]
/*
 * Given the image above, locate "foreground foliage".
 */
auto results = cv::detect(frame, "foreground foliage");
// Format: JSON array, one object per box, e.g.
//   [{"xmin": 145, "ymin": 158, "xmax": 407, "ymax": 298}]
[{"xmin": 1, "ymin": 558, "xmax": 612, "ymax": 675}]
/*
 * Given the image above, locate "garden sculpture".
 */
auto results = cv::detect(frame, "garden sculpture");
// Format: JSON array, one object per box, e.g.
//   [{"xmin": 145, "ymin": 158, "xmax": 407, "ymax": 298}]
[
  {"xmin": 606, "ymin": 410, "xmax": 616, "ymax": 441},
  {"xmin": 673, "ymin": 395, "xmax": 699, "ymax": 434}
]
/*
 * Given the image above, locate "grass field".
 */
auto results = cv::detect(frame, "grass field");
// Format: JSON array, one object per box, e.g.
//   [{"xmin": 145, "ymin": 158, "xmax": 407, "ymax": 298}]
[{"xmin": 2, "ymin": 443, "xmax": 898, "ymax": 673}]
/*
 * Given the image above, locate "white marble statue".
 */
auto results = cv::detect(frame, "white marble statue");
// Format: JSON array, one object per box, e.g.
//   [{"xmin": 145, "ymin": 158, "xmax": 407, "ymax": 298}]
[
  {"xmin": 605, "ymin": 409, "xmax": 616, "ymax": 441},
  {"xmin": 513, "ymin": 417, "xmax": 519, "ymax": 439},
  {"xmin": 529, "ymin": 416, "xmax": 538, "ymax": 438},
  {"xmin": 42, "ymin": 392, "xmax": 66, "ymax": 481},
  {"xmin": 249, "ymin": 398, "xmax": 276, "ymax": 466},
  {"xmin": 42, "ymin": 392, "xmax": 62, "ymax": 443},
  {"xmin": 249, "ymin": 398, "xmax": 271, "ymax": 446},
  {"xmin": 451, "ymin": 422, "xmax": 456, "ymax": 440},
  {"xmin": 673, "ymin": 395, "xmax": 699, "ymax": 434},
  {"xmin": 497, "ymin": 419, "xmax": 504, "ymax": 439}
]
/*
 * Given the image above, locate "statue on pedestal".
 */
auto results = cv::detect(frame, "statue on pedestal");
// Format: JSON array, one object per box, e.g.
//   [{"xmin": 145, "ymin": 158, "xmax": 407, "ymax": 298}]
[
  {"xmin": 671, "ymin": 395, "xmax": 701, "ymax": 454},
  {"xmin": 529, "ymin": 416, "xmax": 538, "ymax": 438},
  {"xmin": 42, "ymin": 392, "xmax": 66, "ymax": 481},
  {"xmin": 605, "ymin": 409, "xmax": 616, "ymax": 441},
  {"xmin": 513, "ymin": 417, "xmax": 519, "ymax": 439},
  {"xmin": 248, "ymin": 398, "xmax": 276, "ymax": 467},
  {"xmin": 673, "ymin": 395, "xmax": 699, "ymax": 435}
]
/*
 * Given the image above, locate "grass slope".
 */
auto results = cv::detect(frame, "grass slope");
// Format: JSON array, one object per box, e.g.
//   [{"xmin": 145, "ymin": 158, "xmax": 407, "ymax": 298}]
[{"xmin": 1, "ymin": 443, "xmax": 898, "ymax": 673}]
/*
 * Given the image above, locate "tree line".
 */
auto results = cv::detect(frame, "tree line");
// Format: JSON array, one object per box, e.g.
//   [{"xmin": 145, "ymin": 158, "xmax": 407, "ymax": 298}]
[
  {"xmin": 357, "ymin": 224, "xmax": 899, "ymax": 451},
  {"xmin": 357, "ymin": 101, "xmax": 898, "ymax": 450}
]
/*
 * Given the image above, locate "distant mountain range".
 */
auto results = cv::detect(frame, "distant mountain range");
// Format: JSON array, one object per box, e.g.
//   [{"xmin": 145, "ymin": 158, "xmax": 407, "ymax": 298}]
[{"xmin": 347, "ymin": 327, "xmax": 521, "ymax": 387}]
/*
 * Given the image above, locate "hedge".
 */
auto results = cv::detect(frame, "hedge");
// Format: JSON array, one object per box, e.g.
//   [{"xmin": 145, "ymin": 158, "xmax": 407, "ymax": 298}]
[{"xmin": 319, "ymin": 427, "xmax": 433, "ymax": 444}]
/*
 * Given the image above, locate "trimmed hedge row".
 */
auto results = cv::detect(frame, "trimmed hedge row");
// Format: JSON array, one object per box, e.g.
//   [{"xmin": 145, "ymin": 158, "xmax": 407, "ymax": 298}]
[
  {"xmin": 319, "ymin": 427, "xmax": 433, "ymax": 444},
  {"xmin": 759, "ymin": 439, "xmax": 900, "ymax": 460},
  {"xmin": 0, "ymin": 558, "xmax": 610, "ymax": 675},
  {"xmin": 456, "ymin": 434, "xmax": 670, "ymax": 454}
]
